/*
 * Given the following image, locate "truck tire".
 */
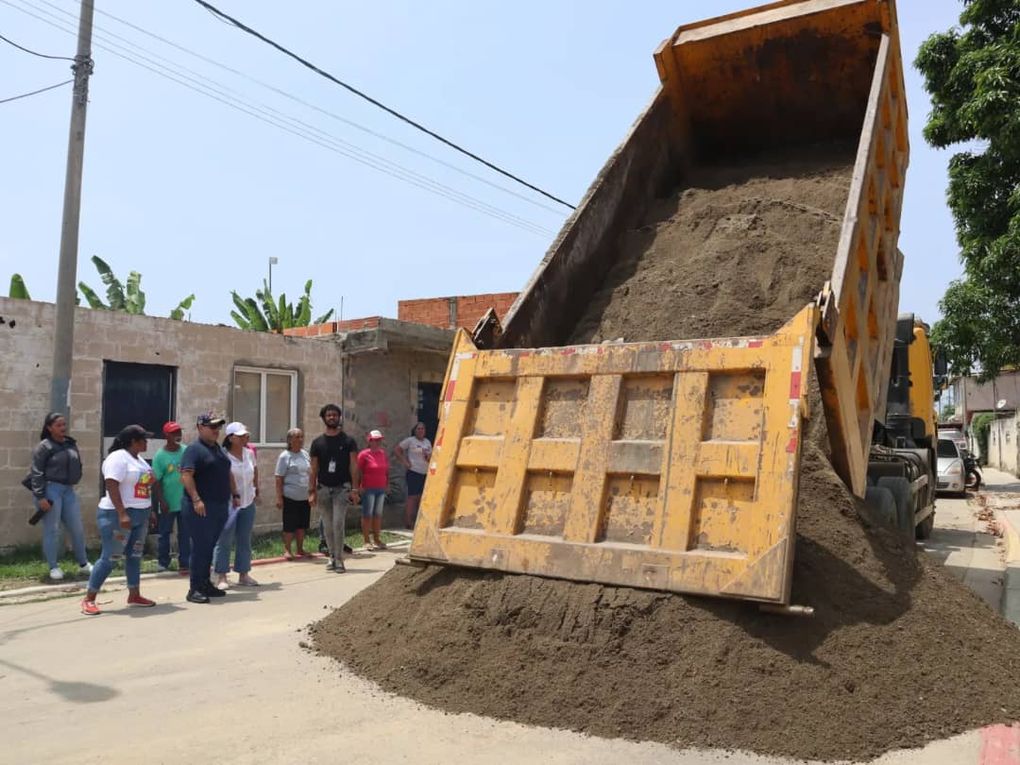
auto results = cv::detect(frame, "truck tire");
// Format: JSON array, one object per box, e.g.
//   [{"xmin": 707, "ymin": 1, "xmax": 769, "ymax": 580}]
[
  {"xmin": 915, "ymin": 511, "xmax": 935, "ymax": 540},
  {"xmin": 863, "ymin": 486, "xmax": 897, "ymax": 529},
  {"xmin": 876, "ymin": 476, "xmax": 914, "ymax": 539}
]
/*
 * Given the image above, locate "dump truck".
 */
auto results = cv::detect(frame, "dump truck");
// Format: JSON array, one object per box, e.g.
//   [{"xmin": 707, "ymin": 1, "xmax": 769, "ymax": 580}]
[
  {"xmin": 866, "ymin": 314, "xmax": 945, "ymax": 541},
  {"xmin": 409, "ymin": 0, "xmax": 912, "ymax": 612}
]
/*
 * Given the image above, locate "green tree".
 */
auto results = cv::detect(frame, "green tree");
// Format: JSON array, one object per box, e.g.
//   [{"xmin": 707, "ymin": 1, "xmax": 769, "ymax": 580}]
[
  {"xmin": 231, "ymin": 279, "xmax": 334, "ymax": 333},
  {"xmin": 8, "ymin": 274, "xmax": 30, "ymax": 299},
  {"xmin": 915, "ymin": 2, "xmax": 1020, "ymax": 380},
  {"xmin": 78, "ymin": 255, "xmax": 195, "ymax": 320}
]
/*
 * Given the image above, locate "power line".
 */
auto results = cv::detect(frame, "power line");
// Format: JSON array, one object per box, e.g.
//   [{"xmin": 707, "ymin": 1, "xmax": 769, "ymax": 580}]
[
  {"xmin": 0, "ymin": 29, "xmax": 72, "ymax": 59},
  {"xmin": 47, "ymin": 0, "xmax": 565, "ymax": 216},
  {"xmin": 192, "ymin": 0, "xmax": 577, "ymax": 211},
  {"xmin": 6, "ymin": 0, "xmax": 558, "ymax": 237},
  {"xmin": 0, "ymin": 77, "xmax": 70, "ymax": 104}
]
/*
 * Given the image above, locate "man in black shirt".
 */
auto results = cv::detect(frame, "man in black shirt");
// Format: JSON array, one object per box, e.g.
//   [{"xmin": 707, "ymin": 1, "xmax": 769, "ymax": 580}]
[
  {"xmin": 180, "ymin": 411, "xmax": 237, "ymax": 603},
  {"xmin": 309, "ymin": 404, "xmax": 359, "ymax": 572}
]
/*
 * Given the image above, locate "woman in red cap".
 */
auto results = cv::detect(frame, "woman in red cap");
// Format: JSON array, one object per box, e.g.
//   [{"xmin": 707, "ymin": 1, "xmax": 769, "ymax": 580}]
[
  {"xmin": 152, "ymin": 421, "xmax": 189, "ymax": 573},
  {"xmin": 356, "ymin": 430, "xmax": 390, "ymax": 550}
]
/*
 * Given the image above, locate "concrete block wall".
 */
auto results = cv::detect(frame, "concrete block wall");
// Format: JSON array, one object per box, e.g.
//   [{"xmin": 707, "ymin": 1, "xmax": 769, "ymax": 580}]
[
  {"xmin": 341, "ymin": 347, "xmax": 446, "ymax": 515},
  {"xmin": 397, "ymin": 292, "xmax": 518, "ymax": 331},
  {"xmin": 284, "ymin": 317, "xmax": 382, "ymax": 337},
  {"xmin": 0, "ymin": 297, "xmax": 344, "ymax": 548},
  {"xmin": 989, "ymin": 412, "xmax": 1020, "ymax": 477}
]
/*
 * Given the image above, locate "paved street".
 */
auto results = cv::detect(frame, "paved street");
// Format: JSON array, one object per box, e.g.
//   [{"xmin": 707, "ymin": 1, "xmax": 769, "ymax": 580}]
[{"xmin": 1, "ymin": 490, "xmax": 1019, "ymax": 765}]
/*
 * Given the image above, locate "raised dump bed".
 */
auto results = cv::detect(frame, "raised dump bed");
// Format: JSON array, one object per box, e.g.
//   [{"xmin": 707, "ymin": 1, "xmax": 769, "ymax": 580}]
[{"xmin": 410, "ymin": 0, "xmax": 908, "ymax": 605}]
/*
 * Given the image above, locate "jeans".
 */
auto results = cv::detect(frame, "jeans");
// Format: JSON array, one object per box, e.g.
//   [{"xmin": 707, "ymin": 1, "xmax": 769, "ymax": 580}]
[
  {"xmin": 88, "ymin": 506, "xmax": 150, "ymax": 590},
  {"xmin": 361, "ymin": 488, "xmax": 386, "ymax": 518},
  {"xmin": 39, "ymin": 483, "xmax": 88, "ymax": 569},
  {"xmin": 182, "ymin": 499, "xmax": 228, "ymax": 592},
  {"xmin": 317, "ymin": 485, "xmax": 350, "ymax": 562},
  {"xmin": 157, "ymin": 511, "xmax": 190, "ymax": 569},
  {"xmin": 213, "ymin": 503, "xmax": 256, "ymax": 574}
]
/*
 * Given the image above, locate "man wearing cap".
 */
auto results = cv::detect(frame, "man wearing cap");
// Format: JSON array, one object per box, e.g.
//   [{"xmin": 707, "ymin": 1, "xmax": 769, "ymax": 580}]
[
  {"xmin": 309, "ymin": 404, "xmax": 359, "ymax": 572},
  {"xmin": 152, "ymin": 421, "xmax": 190, "ymax": 574},
  {"xmin": 179, "ymin": 412, "xmax": 238, "ymax": 604}
]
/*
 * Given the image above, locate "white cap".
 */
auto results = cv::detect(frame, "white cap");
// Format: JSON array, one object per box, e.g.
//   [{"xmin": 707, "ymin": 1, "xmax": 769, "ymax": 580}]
[
  {"xmin": 225, "ymin": 422, "xmax": 250, "ymax": 437},
  {"xmin": 367, "ymin": 429, "xmax": 384, "ymax": 440}
]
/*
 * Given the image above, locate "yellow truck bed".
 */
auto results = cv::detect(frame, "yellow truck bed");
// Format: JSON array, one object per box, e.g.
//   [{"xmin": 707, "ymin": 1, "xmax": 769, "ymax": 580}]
[{"xmin": 410, "ymin": 0, "xmax": 908, "ymax": 606}]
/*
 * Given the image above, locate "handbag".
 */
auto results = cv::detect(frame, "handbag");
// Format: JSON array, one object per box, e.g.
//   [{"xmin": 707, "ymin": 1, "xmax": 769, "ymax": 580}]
[{"xmin": 20, "ymin": 473, "xmax": 32, "ymax": 491}]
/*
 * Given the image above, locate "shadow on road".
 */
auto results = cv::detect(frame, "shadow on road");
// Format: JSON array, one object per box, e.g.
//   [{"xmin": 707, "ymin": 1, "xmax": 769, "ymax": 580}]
[{"xmin": 0, "ymin": 658, "xmax": 119, "ymax": 704}]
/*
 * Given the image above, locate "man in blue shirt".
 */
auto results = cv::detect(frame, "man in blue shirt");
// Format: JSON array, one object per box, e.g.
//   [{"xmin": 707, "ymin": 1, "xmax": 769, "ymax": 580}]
[{"xmin": 180, "ymin": 412, "xmax": 237, "ymax": 604}]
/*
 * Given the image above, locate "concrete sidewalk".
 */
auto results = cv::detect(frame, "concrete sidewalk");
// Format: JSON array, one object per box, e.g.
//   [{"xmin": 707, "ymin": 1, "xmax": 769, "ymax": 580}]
[
  {"xmin": 0, "ymin": 548, "xmax": 1007, "ymax": 765},
  {"xmin": 979, "ymin": 466, "xmax": 1020, "ymax": 626}
]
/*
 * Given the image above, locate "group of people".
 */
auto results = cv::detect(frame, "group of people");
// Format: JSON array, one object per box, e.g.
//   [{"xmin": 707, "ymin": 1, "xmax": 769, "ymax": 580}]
[{"xmin": 27, "ymin": 404, "xmax": 433, "ymax": 615}]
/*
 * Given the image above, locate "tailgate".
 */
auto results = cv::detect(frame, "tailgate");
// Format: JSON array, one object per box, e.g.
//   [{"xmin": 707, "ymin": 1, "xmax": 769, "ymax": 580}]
[{"xmin": 410, "ymin": 305, "xmax": 817, "ymax": 604}]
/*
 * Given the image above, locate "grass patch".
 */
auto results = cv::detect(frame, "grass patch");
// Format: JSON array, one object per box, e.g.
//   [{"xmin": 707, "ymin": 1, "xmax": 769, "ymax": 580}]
[{"xmin": 0, "ymin": 528, "xmax": 406, "ymax": 589}]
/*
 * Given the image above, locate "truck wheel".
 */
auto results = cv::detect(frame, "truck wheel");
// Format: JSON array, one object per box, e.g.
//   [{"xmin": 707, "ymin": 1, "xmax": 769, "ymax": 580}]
[
  {"xmin": 877, "ymin": 476, "xmax": 914, "ymax": 539},
  {"xmin": 863, "ymin": 486, "xmax": 896, "ymax": 529},
  {"xmin": 915, "ymin": 511, "xmax": 935, "ymax": 540}
]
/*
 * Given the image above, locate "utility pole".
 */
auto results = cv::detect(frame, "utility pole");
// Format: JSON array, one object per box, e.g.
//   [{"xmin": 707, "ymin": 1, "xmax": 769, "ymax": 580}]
[
  {"xmin": 268, "ymin": 256, "xmax": 278, "ymax": 295},
  {"xmin": 50, "ymin": 0, "xmax": 95, "ymax": 418}
]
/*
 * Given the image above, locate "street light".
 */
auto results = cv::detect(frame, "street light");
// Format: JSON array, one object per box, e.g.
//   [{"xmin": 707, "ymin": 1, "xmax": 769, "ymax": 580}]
[{"xmin": 268, "ymin": 256, "xmax": 278, "ymax": 295}]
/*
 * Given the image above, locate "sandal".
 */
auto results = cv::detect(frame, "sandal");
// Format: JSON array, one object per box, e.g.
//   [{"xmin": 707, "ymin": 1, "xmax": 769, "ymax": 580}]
[{"xmin": 238, "ymin": 575, "xmax": 260, "ymax": 587}]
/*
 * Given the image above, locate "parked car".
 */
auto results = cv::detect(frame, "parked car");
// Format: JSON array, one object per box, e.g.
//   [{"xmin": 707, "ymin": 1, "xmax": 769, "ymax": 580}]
[
  {"xmin": 936, "ymin": 438, "xmax": 965, "ymax": 495},
  {"xmin": 937, "ymin": 428, "xmax": 969, "ymax": 455}
]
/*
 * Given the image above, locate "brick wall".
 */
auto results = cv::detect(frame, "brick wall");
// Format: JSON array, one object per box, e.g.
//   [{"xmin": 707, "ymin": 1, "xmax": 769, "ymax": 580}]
[
  {"xmin": 397, "ymin": 292, "xmax": 518, "ymax": 330},
  {"xmin": 283, "ymin": 316, "xmax": 382, "ymax": 337}
]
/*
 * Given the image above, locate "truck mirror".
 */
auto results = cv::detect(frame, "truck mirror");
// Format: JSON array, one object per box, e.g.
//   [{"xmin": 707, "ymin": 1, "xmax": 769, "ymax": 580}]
[{"xmin": 933, "ymin": 351, "xmax": 948, "ymax": 377}]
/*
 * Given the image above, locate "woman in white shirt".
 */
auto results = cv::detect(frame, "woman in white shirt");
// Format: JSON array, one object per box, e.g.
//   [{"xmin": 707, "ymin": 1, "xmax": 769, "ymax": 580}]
[
  {"xmin": 81, "ymin": 425, "xmax": 157, "ymax": 616},
  {"xmin": 395, "ymin": 422, "xmax": 432, "ymax": 529},
  {"xmin": 213, "ymin": 422, "xmax": 260, "ymax": 589}
]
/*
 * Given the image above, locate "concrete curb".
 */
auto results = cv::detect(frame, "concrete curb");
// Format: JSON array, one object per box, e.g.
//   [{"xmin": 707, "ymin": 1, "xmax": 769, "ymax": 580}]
[
  {"xmin": 0, "ymin": 540, "xmax": 411, "ymax": 601},
  {"xmin": 995, "ymin": 509, "xmax": 1020, "ymax": 626}
]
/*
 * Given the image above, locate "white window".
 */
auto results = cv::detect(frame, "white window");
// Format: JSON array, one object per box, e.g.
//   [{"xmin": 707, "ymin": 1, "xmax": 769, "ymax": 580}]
[{"xmin": 232, "ymin": 366, "xmax": 298, "ymax": 445}]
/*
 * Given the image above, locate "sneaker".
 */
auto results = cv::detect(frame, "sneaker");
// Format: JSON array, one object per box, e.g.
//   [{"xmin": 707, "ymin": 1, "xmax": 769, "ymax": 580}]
[
  {"xmin": 157, "ymin": 564, "xmax": 169, "ymax": 573},
  {"xmin": 318, "ymin": 539, "xmax": 329, "ymax": 554},
  {"xmin": 325, "ymin": 559, "xmax": 336, "ymax": 571},
  {"xmin": 49, "ymin": 567, "xmax": 64, "ymax": 581},
  {"xmin": 80, "ymin": 599, "xmax": 100, "ymax": 616},
  {"xmin": 214, "ymin": 574, "xmax": 230, "ymax": 591},
  {"xmin": 335, "ymin": 560, "xmax": 346, "ymax": 573},
  {"xmin": 203, "ymin": 583, "xmax": 226, "ymax": 598},
  {"xmin": 127, "ymin": 593, "xmax": 156, "ymax": 607},
  {"xmin": 186, "ymin": 589, "xmax": 210, "ymax": 604},
  {"xmin": 79, "ymin": 562, "xmax": 93, "ymax": 575}
]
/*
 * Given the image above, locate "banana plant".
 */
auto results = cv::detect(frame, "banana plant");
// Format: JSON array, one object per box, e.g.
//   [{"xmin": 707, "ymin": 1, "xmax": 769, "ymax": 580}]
[
  {"xmin": 231, "ymin": 279, "xmax": 333, "ymax": 333},
  {"xmin": 77, "ymin": 255, "xmax": 193, "ymax": 319},
  {"xmin": 8, "ymin": 274, "xmax": 30, "ymax": 299}
]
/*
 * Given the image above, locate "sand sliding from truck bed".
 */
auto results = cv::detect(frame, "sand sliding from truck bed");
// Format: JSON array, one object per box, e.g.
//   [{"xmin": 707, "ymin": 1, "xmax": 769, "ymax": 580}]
[{"xmin": 311, "ymin": 147, "xmax": 1020, "ymax": 762}]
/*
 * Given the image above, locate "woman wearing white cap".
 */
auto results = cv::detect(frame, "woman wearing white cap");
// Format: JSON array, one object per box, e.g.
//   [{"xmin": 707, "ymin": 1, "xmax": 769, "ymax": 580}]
[{"xmin": 212, "ymin": 422, "xmax": 260, "ymax": 589}]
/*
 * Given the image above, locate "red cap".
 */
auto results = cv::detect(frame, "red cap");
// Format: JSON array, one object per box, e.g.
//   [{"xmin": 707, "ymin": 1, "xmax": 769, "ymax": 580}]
[{"xmin": 162, "ymin": 421, "xmax": 182, "ymax": 435}]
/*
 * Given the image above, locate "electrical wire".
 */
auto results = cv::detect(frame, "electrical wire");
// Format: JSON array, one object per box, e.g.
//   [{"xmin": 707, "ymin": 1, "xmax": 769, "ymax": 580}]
[
  {"xmin": 0, "ymin": 77, "xmax": 70, "ymax": 104},
  {"xmin": 192, "ymin": 0, "xmax": 577, "ymax": 211},
  {"xmin": 4, "ymin": 0, "xmax": 557, "ymax": 237},
  {"xmin": 47, "ymin": 0, "xmax": 565, "ymax": 217},
  {"xmin": 0, "ymin": 29, "xmax": 72, "ymax": 59}
]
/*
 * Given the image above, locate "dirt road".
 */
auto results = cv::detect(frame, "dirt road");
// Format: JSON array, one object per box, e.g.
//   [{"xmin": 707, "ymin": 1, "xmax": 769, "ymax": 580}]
[{"xmin": 1, "ymin": 547, "xmax": 1012, "ymax": 764}]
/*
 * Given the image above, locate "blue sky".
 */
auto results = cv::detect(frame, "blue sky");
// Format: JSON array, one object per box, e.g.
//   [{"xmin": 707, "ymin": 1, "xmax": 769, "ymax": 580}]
[{"xmin": 1, "ymin": 0, "xmax": 965, "ymax": 329}]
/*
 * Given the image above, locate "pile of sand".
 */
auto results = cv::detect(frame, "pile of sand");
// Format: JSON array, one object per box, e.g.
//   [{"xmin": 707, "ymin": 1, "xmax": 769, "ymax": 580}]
[{"xmin": 311, "ymin": 146, "xmax": 1020, "ymax": 762}]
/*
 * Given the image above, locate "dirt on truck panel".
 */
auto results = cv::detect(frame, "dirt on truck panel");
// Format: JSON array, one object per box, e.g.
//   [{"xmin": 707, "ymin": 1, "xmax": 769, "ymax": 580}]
[{"xmin": 312, "ymin": 148, "xmax": 1020, "ymax": 761}]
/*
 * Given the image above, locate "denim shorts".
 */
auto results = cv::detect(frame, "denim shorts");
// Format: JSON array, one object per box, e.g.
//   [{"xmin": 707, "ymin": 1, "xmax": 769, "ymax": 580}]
[{"xmin": 360, "ymin": 488, "xmax": 386, "ymax": 518}]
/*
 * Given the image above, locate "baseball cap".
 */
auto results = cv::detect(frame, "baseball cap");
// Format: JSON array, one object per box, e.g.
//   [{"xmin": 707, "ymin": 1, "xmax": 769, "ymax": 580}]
[
  {"xmin": 162, "ymin": 421, "xmax": 182, "ymax": 435},
  {"xmin": 367, "ymin": 429, "xmax": 384, "ymax": 441},
  {"xmin": 225, "ymin": 421, "xmax": 250, "ymax": 438},
  {"xmin": 197, "ymin": 411, "xmax": 227, "ymax": 427}
]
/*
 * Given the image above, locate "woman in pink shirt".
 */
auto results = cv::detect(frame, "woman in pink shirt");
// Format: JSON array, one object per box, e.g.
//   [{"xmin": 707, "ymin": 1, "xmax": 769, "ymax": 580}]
[{"xmin": 356, "ymin": 430, "xmax": 389, "ymax": 551}]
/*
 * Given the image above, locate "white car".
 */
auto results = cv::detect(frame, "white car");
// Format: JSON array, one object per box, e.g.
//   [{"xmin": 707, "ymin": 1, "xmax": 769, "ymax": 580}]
[{"xmin": 936, "ymin": 438, "xmax": 965, "ymax": 494}]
